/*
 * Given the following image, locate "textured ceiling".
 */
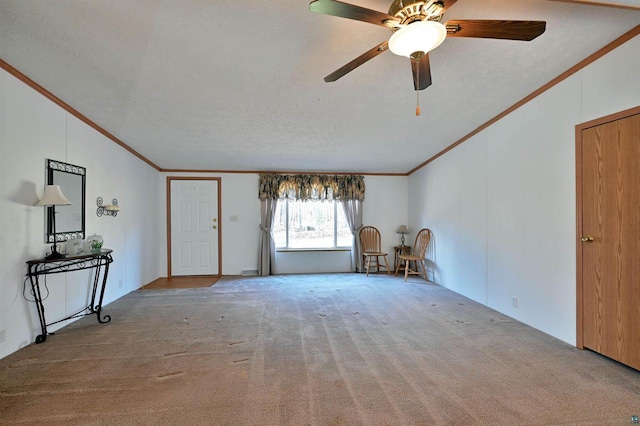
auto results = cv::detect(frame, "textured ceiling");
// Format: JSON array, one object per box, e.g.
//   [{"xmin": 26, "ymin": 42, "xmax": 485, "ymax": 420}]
[{"xmin": 0, "ymin": 0, "xmax": 638, "ymax": 174}]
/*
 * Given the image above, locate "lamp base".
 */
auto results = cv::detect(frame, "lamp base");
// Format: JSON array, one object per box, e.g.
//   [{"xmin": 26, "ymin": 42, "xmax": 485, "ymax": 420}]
[{"xmin": 45, "ymin": 245, "xmax": 65, "ymax": 261}]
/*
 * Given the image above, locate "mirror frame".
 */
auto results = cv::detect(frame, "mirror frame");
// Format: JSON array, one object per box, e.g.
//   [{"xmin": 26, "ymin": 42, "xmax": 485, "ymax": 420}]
[{"xmin": 45, "ymin": 159, "xmax": 86, "ymax": 243}]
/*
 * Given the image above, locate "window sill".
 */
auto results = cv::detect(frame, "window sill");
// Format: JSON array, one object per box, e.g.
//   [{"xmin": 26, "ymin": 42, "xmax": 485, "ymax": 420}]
[{"xmin": 276, "ymin": 248, "xmax": 351, "ymax": 253}]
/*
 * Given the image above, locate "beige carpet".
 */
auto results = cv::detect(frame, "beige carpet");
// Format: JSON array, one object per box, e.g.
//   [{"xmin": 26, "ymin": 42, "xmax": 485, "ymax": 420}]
[{"xmin": 1, "ymin": 273, "xmax": 639, "ymax": 425}]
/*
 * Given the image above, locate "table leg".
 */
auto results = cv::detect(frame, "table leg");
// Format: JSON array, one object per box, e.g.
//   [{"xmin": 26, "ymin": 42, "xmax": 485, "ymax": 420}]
[
  {"xmin": 27, "ymin": 269, "xmax": 48, "ymax": 344},
  {"xmin": 94, "ymin": 260, "xmax": 111, "ymax": 324}
]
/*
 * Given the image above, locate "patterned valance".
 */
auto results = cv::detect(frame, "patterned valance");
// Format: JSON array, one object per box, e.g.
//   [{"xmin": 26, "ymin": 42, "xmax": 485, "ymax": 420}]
[{"xmin": 259, "ymin": 174, "xmax": 365, "ymax": 201}]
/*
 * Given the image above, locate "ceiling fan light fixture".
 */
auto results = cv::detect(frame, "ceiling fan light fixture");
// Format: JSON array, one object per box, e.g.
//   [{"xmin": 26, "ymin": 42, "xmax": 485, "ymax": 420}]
[{"xmin": 388, "ymin": 20, "xmax": 446, "ymax": 58}]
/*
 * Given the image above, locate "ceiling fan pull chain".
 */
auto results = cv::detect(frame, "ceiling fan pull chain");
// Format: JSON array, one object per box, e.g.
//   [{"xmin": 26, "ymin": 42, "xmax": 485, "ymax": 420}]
[{"xmin": 415, "ymin": 64, "xmax": 421, "ymax": 116}]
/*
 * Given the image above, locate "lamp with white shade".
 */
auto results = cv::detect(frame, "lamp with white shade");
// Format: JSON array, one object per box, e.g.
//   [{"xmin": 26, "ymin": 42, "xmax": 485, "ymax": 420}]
[
  {"xmin": 36, "ymin": 185, "xmax": 72, "ymax": 260},
  {"xmin": 396, "ymin": 225, "xmax": 409, "ymax": 247}
]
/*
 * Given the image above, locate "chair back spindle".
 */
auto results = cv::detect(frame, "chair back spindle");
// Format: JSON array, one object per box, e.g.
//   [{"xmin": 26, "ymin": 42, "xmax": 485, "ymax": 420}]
[
  {"xmin": 412, "ymin": 229, "xmax": 431, "ymax": 258},
  {"xmin": 359, "ymin": 226, "xmax": 381, "ymax": 253}
]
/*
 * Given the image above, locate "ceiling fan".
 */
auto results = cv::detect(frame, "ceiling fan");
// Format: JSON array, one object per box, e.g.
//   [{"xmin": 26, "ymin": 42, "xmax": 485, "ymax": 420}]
[{"xmin": 309, "ymin": 0, "xmax": 546, "ymax": 94}]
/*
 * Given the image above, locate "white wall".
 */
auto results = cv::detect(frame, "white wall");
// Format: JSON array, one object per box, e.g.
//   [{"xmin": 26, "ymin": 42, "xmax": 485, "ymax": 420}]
[
  {"xmin": 363, "ymin": 176, "xmax": 409, "ymax": 257},
  {"xmin": 158, "ymin": 174, "xmax": 408, "ymax": 275},
  {"xmin": 274, "ymin": 250, "xmax": 352, "ymax": 274},
  {"xmin": 0, "ymin": 69, "xmax": 160, "ymax": 359},
  {"xmin": 408, "ymin": 35, "xmax": 640, "ymax": 345}
]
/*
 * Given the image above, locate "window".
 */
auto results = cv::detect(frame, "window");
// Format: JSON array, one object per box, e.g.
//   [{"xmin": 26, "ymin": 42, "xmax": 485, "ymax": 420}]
[{"xmin": 273, "ymin": 200, "xmax": 351, "ymax": 249}]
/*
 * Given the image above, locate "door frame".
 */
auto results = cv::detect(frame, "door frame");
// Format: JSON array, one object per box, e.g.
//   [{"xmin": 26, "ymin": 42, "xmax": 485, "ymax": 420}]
[
  {"xmin": 575, "ymin": 105, "xmax": 640, "ymax": 349},
  {"xmin": 166, "ymin": 176, "xmax": 222, "ymax": 277}
]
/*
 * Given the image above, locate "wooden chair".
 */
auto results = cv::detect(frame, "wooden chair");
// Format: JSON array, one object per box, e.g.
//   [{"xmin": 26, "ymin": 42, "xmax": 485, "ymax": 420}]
[
  {"xmin": 395, "ymin": 228, "xmax": 431, "ymax": 282},
  {"xmin": 359, "ymin": 226, "xmax": 390, "ymax": 276}
]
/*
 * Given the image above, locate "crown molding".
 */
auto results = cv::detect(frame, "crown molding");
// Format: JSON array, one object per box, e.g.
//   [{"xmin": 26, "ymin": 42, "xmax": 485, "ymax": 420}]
[{"xmin": 0, "ymin": 58, "xmax": 160, "ymax": 171}]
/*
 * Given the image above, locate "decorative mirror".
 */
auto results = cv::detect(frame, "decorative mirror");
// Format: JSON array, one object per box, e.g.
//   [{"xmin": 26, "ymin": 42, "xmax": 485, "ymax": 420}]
[{"xmin": 45, "ymin": 159, "xmax": 86, "ymax": 243}]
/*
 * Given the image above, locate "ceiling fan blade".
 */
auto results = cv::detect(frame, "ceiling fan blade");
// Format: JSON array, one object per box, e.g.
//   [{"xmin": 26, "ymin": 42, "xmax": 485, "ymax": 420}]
[
  {"xmin": 310, "ymin": 0, "xmax": 400, "ymax": 28},
  {"xmin": 411, "ymin": 53, "xmax": 432, "ymax": 91},
  {"xmin": 324, "ymin": 41, "xmax": 389, "ymax": 83},
  {"xmin": 445, "ymin": 20, "xmax": 546, "ymax": 41}
]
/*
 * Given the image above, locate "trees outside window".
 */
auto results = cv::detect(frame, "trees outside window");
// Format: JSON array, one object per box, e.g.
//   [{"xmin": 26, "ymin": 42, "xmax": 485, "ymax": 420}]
[{"xmin": 273, "ymin": 200, "xmax": 351, "ymax": 249}]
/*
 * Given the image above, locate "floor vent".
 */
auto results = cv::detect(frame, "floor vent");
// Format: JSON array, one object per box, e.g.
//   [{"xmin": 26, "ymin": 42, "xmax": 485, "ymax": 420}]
[{"xmin": 241, "ymin": 269, "xmax": 259, "ymax": 276}]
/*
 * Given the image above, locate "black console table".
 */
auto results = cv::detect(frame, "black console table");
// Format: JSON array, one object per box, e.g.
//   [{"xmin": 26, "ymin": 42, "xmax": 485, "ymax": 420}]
[{"xmin": 26, "ymin": 249, "xmax": 113, "ymax": 344}]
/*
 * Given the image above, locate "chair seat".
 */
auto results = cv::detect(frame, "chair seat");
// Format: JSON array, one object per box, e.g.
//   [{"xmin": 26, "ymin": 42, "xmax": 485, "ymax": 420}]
[
  {"xmin": 399, "ymin": 254, "xmax": 422, "ymax": 261},
  {"xmin": 363, "ymin": 251, "xmax": 386, "ymax": 256}
]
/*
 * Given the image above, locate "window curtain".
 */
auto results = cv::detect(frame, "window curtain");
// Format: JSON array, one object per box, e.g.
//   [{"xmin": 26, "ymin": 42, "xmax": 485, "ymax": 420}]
[
  {"xmin": 341, "ymin": 199, "xmax": 363, "ymax": 272},
  {"xmin": 258, "ymin": 173, "xmax": 365, "ymax": 275},
  {"xmin": 258, "ymin": 198, "xmax": 278, "ymax": 276},
  {"xmin": 259, "ymin": 174, "xmax": 365, "ymax": 202}
]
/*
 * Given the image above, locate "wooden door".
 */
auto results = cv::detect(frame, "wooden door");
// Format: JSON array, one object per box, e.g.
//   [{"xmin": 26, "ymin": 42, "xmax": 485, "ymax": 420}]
[
  {"xmin": 579, "ymin": 110, "xmax": 640, "ymax": 370},
  {"xmin": 169, "ymin": 178, "xmax": 221, "ymax": 276}
]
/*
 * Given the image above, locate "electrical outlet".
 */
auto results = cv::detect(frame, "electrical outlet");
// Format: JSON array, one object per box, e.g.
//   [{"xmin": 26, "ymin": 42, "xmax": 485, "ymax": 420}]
[
  {"xmin": 0, "ymin": 329, "xmax": 6, "ymax": 343},
  {"xmin": 119, "ymin": 279, "xmax": 123, "ymax": 289},
  {"xmin": 512, "ymin": 296, "xmax": 518, "ymax": 308}
]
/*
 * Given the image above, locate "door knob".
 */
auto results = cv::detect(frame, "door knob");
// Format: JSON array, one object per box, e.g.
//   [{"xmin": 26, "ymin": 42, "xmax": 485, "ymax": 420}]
[
  {"xmin": 580, "ymin": 235, "xmax": 594, "ymax": 243},
  {"xmin": 212, "ymin": 225, "xmax": 217, "ymax": 229}
]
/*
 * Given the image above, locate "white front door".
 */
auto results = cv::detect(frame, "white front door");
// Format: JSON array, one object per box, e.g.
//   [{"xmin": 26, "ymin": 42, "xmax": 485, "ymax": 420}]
[{"xmin": 170, "ymin": 179, "xmax": 219, "ymax": 276}]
